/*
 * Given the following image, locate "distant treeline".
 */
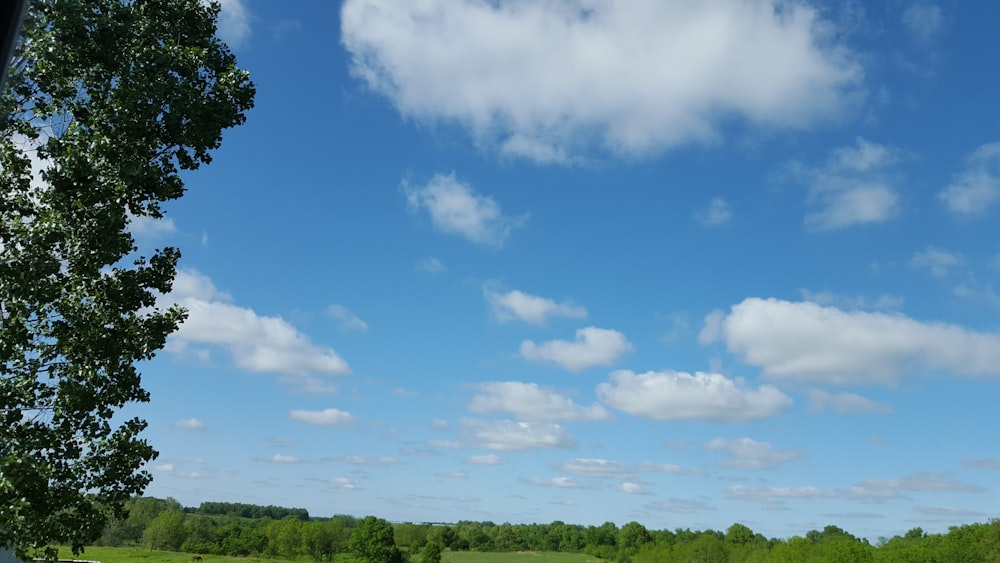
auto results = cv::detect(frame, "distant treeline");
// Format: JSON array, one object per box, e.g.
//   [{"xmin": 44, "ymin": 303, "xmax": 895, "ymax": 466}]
[
  {"xmin": 193, "ymin": 501, "xmax": 310, "ymax": 521},
  {"xmin": 92, "ymin": 496, "xmax": 1000, "ymax": 562}
]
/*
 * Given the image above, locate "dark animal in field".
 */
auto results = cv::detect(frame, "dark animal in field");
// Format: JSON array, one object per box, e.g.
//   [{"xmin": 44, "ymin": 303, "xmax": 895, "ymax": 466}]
[{"xmin": 192, "ymin": 557, "xmax": 203, "ymax": 562}]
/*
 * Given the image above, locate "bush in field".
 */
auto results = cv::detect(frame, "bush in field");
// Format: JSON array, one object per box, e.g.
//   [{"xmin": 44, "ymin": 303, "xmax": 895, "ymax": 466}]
[
  {"xmin": 350, "ymin": 516, "xmax": 405, "ymax": 563},
  {"xmin": 421, "ymin": 541, "xmax": 443, "ymax": 563},
  {"xmin": 143, "ymin": 510, "xmax": 186, "ymax": 551}
]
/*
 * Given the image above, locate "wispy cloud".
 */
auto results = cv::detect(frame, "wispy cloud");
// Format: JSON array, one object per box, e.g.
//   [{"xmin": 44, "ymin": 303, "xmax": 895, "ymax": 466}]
[
  {"xmin": 800, "ymin": 289, "xmax": 903, "ymax": 310},
  {"xmin": 405, "ymin": 173, "xmax": 526, "ymax": 247},
  {"xmin": 939, "ymin": 142, "xmax": 1000, "ymax": 215},
  {"xmin": 910, "ymin": 247, "xmax": 963, "ymax": 278},
  {"xmin": 783, "ymin": 137, "xmax": 902, "ymax": 231},
  {"xmin": 288, "ymin": 408, "xmax": 358, "ymax": 427},
  {"xmin": 328, "ymin": 304, "xmax": 369, "ymax": 332},
  {"xmin": 464, "ymin": 454, "xmax": 503, "ymax": 466},
  {"xmin": 555, "ymin": 458, "xmax": 630, "ymax": 479},
  {"xmin": 524, "ymin": 476, "xmax": 586, "ymax": 489},
  {"xmin": 705, "ymin": 437, "xmax": 803, "ymax": 470},
  {"xmin": 727, "ymin": 485, "xmax": 831, "ymax": 505},
  {"xmin": 461, "ymin": 419, "xmax": 576, "ymax": 452},
  {"xmin": 485, "ymin": 288, "xmax": 586, "ymax": 325},
  {"xmin": 415, "ymin": 256, "xmax": 446, "ymax": 274},
  {"xmin": 129, "ymin": 215, "xmax": 177, "ymax": 238},
  {"xmin": 175, "ymin": 418, "xmax": 206, "ymax": 431},
  {"xmin": 902, "ymin": 3, "xmax": 944, "ymax": 42},
  {"xmin": 646, "ymin": 497, "xmax": 717, "ymax": 514},
  {"xmin": 469, "ymin": 381, "xmax": 611, "ymax": 422},
  {"xmin": 809, "ymin": 389, "xmax": 893, "ymax": 414},
  {"xmin": 695, "ymin": 197, "xmax": 733, "ymax": 226}
]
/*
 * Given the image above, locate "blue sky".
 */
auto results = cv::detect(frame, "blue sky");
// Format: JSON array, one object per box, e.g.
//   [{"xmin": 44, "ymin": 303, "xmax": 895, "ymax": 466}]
[{"xmin": 131, "ymin": 0, "xmax": 1000, "ymax": 541}]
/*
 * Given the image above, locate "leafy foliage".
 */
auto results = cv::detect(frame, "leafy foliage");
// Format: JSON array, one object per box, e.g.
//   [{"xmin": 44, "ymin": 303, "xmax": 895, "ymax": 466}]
[
  {"xmin": 0, "ymin": 0, "xmax": 253, "ymax": 557},
  {"xmin": 85, "ymin": 499, "xmax": 1000, "ymax": 563},
  {"xmin": 349, "ymin": 516, "xmax": 404, "ymax": 563}
]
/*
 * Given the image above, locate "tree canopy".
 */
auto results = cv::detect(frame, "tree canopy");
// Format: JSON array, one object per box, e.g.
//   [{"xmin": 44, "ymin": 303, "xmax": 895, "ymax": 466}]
[{"xmin": 0, "ymin": 0, "xmax": 254, "ymax": 558}]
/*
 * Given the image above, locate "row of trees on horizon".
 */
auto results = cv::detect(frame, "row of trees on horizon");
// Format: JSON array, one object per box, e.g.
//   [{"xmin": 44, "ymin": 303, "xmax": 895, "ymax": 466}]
[{"xmin": 90, "ymin": 497, "xmax": 1000, "ymax": 562}]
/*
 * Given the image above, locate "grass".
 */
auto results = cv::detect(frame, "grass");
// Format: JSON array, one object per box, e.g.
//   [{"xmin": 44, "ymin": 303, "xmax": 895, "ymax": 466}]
[
  {"xmin": 47, "ymin": 546, "xmax": 603, "ymax": 563},
  {"xmin": 446, "ymin": 552, "xmax": 604, "ymax": 563},
  {"xmin": 46, "ymin": 546, "xmax": 308, "ymax": 563}
]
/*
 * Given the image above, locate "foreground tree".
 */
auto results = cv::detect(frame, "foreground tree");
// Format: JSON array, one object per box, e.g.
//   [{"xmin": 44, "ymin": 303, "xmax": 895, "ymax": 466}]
[{"xmin": 0, "ymin": 0, "xmax": 253, "ymax": 558}]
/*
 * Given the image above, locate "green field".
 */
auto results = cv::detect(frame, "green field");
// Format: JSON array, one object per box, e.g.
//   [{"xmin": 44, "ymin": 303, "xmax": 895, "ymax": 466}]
[
  {"xmin": 45, "ymin": 546, "xmax": 312, "ymax": 563},
  {"xmin": 45, "ymin": 546, "xmax": 602, "ymax": 563},
  {"xmin": 444, "ymin": 552, "xmax": 603, "ymax": 563}
]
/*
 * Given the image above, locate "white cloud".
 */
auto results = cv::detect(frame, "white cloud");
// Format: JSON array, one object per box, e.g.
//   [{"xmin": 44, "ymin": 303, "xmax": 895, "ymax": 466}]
[
  {"xmin": 785, "ymin": 137, "xmax": 901, "ymax": 231},
  {"xmin": 848, "ymin": 473, "xmax": 983, "ymax": 502},
  {"xmin": 555, "ymin": 458, "xmax": 630, "ymax": 479},
  {"xmin": 437, "ymin": 471, "xmax": 468, "ymax": 479},
  {"xmin": 166, "ymin": 270, "xmax": 351, "ymax": 377},
  {"xmin": 695, "ymin": 197, "xmax": 733, "ymax": 226},
  {"xmin": 153, "ymin": 463, "xmax": 175, "ymax": 473},
  {"xmin": 328, "ymin": 477, "xmax": 358, "ymax": 490},
  {"xmin": 953, "ymin": 285, "xmax": 1000, "ymax": 309},
  {"xmin": 647, "ymin": 498, "xmax": 717, "ymax": 513},
  {"xmin": 288, "ymin": 408, "xmax": 358, "ymax": 427},
  {"xmin": 404, "ymin": 173, "xmax": 525, "ymax": 246},
  {"xmin": 704, "ymin": 437, "xmax": 803, "ymax": 470},
  {"xmin": 616, "ymin": 482, "xmax": 651, "ymax": 495},
  {"xmin": 704, "ymin": 297, "xmax": 1000, "ymax": 385},
  {"xmin": 913, "ymin": 506, "xmax": 985, "ymax": 518},
  {"xmin": 799, "ymin": 289, "xmax": 903, "ymax": 310},
  {"xmin": 485, "ymin": 288, "xmax": 586, "ymax": 325},
  {"xmin": 635, "ymin": 462, "xmax": 705, "ymax": 476},
  {"xmin": 341, "ymin": 0, "xmax": 861, "ymax": 162},
  {"xmin": 465, "ymin": 454, "xmax": 503, "ymax": 465},
  {"xmin": 939, "ymin": 142, "xmax": 1000, "ymax": 215},
  {"xmin": 174, "ymin": 418, "xmax": 206, "ymax": 431},
  {"xmin": 279, "ymin": 376, "xmax": 339, "ymax": 395},
  {"xmin": 392, "ymin": 388, "xmax": 418, "ymax": 397},
  {"xmin": 431, "ymin": 418, "xmax": 449, "ymax": 429},
  {"xmin": 596, "ymin": 369, "xmax": 792, "ymax": 422},
  {"xmin": 428, "ymin": 440, "xmax": 463, "ymax": 449},
  {"xmin": 520, "ymin": 327, "xmax": 632, "ymax": 372},
  {"xmin": 328, "ymin": 304, "xmax": 369, "ymax": 332},
  {"xmin": 469, "ymin": 381, "xmax": 611, "ymax": 422},
  {"xmin": 525, "ymin": 476, "xmax": 584, "ymax": 489},
  {"xmin": 341, "ymin": 456, "xmax": 399, "ymax": 466},
  {"xmin": 809, "ymin": 389, "xmax": 893, "ymax": 414},
  {"xmin": 214, "ymin": 0, "xmax": 251, "ymax": 48},
  {"xmin": 461, "ymin": 419, "xmax": 576, "ymax": 452},
  {"xmin": 902, "ymin": 4, "xmax": 943, "ymax": 42},
  {"xmin": 910, "ymin": 247, "xmax": 963, "ymax": 278},
  {"xmin": 727, "ymin": 485, "xmax": 831, "ymax": 504},
  {"xmin": 129, "ymin": 215, "xmax": 177, "ymax": 238},
  {"xmin": 269, "ymin": 454, "xmax": 299, "ymax": 464},
  {"xmin": 963, "ymin": 458, "xmax": 1000, "ymax": 470},
  {"xmin": 416, "ymin": 256, "xmax": 446, "ymax": 273}
]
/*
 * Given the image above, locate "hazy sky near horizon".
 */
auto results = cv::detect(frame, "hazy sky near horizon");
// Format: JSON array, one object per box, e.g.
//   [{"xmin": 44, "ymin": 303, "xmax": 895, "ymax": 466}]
[{"xmin": 133, "ymin": 0, "xmax": 1000, "ymax": 541}]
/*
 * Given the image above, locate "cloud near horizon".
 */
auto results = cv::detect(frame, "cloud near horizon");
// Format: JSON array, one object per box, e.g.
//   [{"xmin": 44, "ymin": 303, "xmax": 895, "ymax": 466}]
[{"xmin": 702, "ymin": 297, "xmax": 1000, "ymax": 385}]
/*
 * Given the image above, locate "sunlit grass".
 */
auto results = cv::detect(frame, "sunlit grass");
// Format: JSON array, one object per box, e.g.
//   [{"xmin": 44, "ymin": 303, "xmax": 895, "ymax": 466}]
[{"xmin": 47, "ymin": 546, "xmax": 603, "ymax": 563}]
